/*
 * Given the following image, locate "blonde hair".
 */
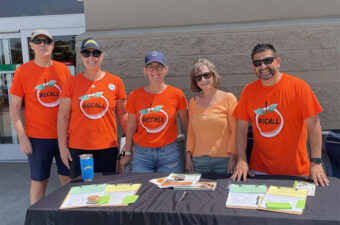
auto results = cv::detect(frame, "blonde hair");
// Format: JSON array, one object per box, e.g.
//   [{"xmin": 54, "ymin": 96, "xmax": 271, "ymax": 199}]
[{"xmin": 189, "ymin": 59, "xmax": 221, "ymax": 93}]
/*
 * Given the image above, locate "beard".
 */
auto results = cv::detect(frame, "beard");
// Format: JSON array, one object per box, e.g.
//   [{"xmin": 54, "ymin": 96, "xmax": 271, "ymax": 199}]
[{"xmin": 256, "ymin": 67, "xmax": 275, "ymax": 80}]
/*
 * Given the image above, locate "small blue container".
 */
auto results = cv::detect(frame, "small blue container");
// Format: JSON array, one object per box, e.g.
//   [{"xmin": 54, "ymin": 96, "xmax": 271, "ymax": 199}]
[{"xmin": 79, "ymin": 154, "xmax": 94, "ymax": 181}]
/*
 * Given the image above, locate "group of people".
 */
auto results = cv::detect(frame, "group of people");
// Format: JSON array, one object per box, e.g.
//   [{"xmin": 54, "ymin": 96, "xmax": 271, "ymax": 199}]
[{"xmin": 9, "ymin": 29, "xmax": 329, "ymax": 205}]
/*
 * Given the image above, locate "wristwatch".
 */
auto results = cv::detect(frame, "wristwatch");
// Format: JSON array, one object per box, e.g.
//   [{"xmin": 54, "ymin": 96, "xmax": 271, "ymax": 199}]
[
  {"xmin": 118, "ymin": 151, "xmax": 132, "ymax": 160},
  {"xmin": 311, "ymin": 158, "xmax": 322, "ymax": 164}
]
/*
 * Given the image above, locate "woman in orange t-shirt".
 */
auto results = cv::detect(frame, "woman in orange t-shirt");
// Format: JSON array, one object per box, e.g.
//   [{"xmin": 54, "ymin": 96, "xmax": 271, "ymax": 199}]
[
  {"xmin": 185, "ymin": 59, "xmax": 238, "ymax": 174},
  {"xmin": 119, "ymin": 51, "xmax": 188, "ymax": 173},
  {"xmin": 58, "ymin": 38, "xmax": 127, "ymax": 179}
]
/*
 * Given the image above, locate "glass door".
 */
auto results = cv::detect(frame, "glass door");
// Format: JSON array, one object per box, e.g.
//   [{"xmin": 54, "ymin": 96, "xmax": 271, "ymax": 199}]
[{"xmin": 0, "ymin": 36, "xmax": 23, "ymax": 145}]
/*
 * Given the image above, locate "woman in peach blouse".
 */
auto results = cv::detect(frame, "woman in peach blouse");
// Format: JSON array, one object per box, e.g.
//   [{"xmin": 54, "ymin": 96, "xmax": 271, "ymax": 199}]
[{"xmin": 185, "ymin": 59, "xmax": 237, "ymax": 174}]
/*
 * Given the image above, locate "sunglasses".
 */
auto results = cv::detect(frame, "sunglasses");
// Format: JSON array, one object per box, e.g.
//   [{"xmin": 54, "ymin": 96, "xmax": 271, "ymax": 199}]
[
  {"xmin": 253, "ymin": 57, "xmax": 276, "ymax": 67},
  {"xmin": 194, "ymin": 72, "xmax": 213, "ymax": 82},
  {"xmin": 81, "ymin": 50, "xmax": 102, "ymax": 58},
  {"xmin": 31, "ymin": 38, "xmax": 53, "ymax": 45}
]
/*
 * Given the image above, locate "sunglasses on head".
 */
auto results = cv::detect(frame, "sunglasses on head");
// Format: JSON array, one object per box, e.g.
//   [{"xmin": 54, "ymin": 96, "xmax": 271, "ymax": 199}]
[
  {"xmin": 31, "ymin": 38, "xmax": 53, "ymax": 45},
  {"xmin": 253, "ymin": 57, "xmax": 276, "ymax": 67},
  {"xmin": 81, "ymin": 50, "xmax": 102, "ymax": 58},
  {"xmin": 194, "ymin": 72, "xmax": 213, "ymax": 82}
]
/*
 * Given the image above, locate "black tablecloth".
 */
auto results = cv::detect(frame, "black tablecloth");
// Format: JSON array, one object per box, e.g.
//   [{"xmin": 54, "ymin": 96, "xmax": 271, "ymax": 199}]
[{"xmin": 25, "ymin": 173, "xmax": 340, "ymax": 225}]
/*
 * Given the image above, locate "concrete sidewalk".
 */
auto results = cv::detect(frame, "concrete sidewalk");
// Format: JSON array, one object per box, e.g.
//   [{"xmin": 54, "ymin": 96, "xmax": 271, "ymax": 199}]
[{"xmin": 0, "ymin": 162, "xmax": 61, "ymax": 225}]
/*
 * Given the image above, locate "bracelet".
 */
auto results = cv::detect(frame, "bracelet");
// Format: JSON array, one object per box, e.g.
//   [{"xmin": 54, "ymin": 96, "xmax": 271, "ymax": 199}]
[{"xmin": 118, "ymin": 151, "xmax": 132, "ymax": 160}]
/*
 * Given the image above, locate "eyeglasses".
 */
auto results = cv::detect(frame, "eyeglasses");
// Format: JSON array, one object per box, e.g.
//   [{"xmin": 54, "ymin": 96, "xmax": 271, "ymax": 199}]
[
  {"xmin": 253, "ymin": 57, "xmax": 276, "ymax": 67},
  {"xmin": 81, "ymin": 50, "xmax": 102, "ymax": 58},
  {"xmin": 31, "ymin": 38, "xmax": 53, "ymax": 45},
  {"xmin": 146, "ymin": 65, "xmax": 164, "ymax": 72},
  {"xmin": 194, "ymin": 72, "xmax": 213, "ymax": 82}
]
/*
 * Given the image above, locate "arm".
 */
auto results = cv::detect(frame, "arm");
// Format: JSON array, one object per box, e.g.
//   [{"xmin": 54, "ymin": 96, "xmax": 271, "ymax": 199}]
[
  {"xmin": 57, "ymin": 97, "xmax": 72, "ymax": 169},
  {"xmin": 306, "ymin": 115, "xmax": 329, "ymax": 186},
  {"xmin": 119, "ymin": 113, "xmax": 138, "ymax": 169},
  {"xmin": 227, "ymin": 113, "xmax": 237, "ymax": 174},
  {"xmin": 9, "ymin": 95, "xmax": 32, "ymax": 154},
  {"xmin": 231, "ymin": 119, "xmax": 252, "ymax": 181},
  {"xmin": 115, "ymin": 98, "xmax": 128, "ymax": 133},
  {"xmin": 184, "ymin": 104, "xmax": 194, "ymax": 173},
  {"xmin": 177, "ymin": 108, "xmax": 188, "ymax": 134}
]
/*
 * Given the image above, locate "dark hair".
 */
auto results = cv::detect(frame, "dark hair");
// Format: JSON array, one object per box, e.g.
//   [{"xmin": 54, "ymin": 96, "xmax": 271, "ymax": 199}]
[
  {"xmin": 189, "ymin": 59, "xmax": 221, "ymax": 93},
  {"xmin": 251, "ymin": 43, "xmax": 276, "ymax": 59}
]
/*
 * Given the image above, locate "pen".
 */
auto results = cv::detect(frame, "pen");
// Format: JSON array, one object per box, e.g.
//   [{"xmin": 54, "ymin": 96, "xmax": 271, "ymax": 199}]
[
  {"xmin": 179, "ymin": 191, "xmax": 188, "ymax": 201},
  {"xmin": 256, "ymin": 195, "xmax": 260, "ymax": 205},
  {"xmin": 227, "ymin": 180, "xmax": 232, "ymax": 192}
]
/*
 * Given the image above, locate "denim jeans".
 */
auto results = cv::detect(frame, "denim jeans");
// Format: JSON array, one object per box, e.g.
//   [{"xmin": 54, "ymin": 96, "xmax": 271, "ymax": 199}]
[
  {"xmin": 192, "ymin": 155, "xmax": 229, "ymax": 174},
  {"xmin": 132, "ymin": 141, "xmax": 183, "ymax": 173}
]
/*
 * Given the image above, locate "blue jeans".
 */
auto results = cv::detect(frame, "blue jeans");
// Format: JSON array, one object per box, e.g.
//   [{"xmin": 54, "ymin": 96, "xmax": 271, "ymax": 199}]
[
  {"xmin": 132, "ymin": 141, "xmax": 183, "ymax": 173},
  {"xmin": 192, "ymin": 155, "xmax": 229, "ymax": 174}
]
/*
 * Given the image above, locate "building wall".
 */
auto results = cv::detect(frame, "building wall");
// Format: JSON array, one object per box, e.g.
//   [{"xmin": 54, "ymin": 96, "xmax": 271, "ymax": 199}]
[
  {"xmin": 84, "ymin": 0, "xmax": 340, "ymax": 30},
  {"xmin": 79, "ymin": 1, "xmax": 340, "ymax": 130}
]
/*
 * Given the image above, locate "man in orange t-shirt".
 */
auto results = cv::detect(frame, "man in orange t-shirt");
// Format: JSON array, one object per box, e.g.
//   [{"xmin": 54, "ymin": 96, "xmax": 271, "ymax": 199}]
[
  {"xmin": 9, "ymin": 29, "xmax": 71, "ymax": 205},
  {"xmin": 231, "ymin": 43, "xmax": 329, "ymax": 186}
]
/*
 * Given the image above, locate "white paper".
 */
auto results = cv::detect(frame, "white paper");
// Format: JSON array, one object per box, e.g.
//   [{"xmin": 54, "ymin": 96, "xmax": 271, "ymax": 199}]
[
  {"xmin": 61, "ymin": 191, "xmax": 104, "ymax": 208},
  {"xmin": 226, "ymin": 192, "xmax": 265, "ymax": 208},
  {"xmin": 106, "ymin": 191, "xmax": 135, "ymax": 205},
  {"xmin": 119, "ymin": 137, "xmax": 126, "ymax": 154},
  {"xmin": 259, "ymin": 194, "xmax": 304, "ymax": 213},
  {"xmin": 294, "ymin": 181, "xmax": 315, "ymax": 196}
]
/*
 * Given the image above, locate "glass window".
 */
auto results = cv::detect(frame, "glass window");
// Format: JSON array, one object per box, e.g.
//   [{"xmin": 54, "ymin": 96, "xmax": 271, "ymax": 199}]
[
  {"xmin": 28, "ymin": 35, "xmax": 76, "ymax": 66},
  {"xmin": 0, "ymin": 0, "xmax": 84, "ymax": 18}
]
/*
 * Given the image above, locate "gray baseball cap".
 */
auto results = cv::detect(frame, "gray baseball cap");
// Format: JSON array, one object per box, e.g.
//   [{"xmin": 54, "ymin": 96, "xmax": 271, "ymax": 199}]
[{"xmin": 30, "ymin": 29, "xmax": 53, "ymax": 40}]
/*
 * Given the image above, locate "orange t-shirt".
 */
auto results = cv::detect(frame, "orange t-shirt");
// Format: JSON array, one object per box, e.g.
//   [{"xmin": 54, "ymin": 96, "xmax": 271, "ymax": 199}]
[
  {"xmin": 125, "ymin": 85, "xmax": 188, "ymax": 148},
  {"xmin": 10, "ymin": 60, "xmax": 70, "ymax": 138},
  {"xmin": 186, "ymin": 93, "xmax": 237, "ymax": 157},
  {"xmin": 61, "ymin": 72, "xmax": 126, "ymax": 150},
  {"xmin": 233, "ymin": 73, "xmax": 322, "ymax": 176}
]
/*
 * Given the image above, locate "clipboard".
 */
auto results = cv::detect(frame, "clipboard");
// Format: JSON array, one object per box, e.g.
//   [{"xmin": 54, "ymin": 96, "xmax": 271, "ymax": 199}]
[{"xmin": 60, "ymin": 183, "xmax": 141, "ymax": 209}]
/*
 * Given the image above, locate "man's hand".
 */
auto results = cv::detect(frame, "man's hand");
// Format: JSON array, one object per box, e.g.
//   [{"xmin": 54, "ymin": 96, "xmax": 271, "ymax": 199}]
[
  {"xmin": 185, "ymin": 152, "xmax": 194, "ymax": 173},
  {"xmin": 59, "ymin": 146, "xmax": 72, "ymax": 169},
  {"xmin": 227, "ymin": 154, "xmax": 238, "ymax": 174},
  {"xmin": 231, "ymin": 159, "xmax": 253, "ymax": 181},
  {"xmin": 310, "ymin": 162, "xmax": 329, "ymax": 186},
  {"xmin": 18, "ymin": 134, "xmax": 33, "ymax": 155}
]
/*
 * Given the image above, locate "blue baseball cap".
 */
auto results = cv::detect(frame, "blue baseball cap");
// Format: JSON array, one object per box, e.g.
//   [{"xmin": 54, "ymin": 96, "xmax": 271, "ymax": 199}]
[{"xmin": 145, "ymin": 51, "xmax": 167, "ymax": 66}]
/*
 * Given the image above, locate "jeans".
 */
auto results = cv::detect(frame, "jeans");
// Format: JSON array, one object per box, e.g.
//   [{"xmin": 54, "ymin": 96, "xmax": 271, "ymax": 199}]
[
  {"xmin": 192, "ymin": 155, "xmax": 229, "ymax": 174},
  {"xmin": 132, "ymin": 141, "xmax": 183, "ymax": 173}
]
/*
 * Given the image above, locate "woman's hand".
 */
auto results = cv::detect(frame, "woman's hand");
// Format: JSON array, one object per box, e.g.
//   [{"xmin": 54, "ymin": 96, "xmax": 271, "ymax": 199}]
[
  {"xmin": 119, "ymin": 154, "xmax": 132, "ymax": 170},
  {"xmin": 185, "ymin": 152, "xmax": 194, "ymax": 173},
  {"xmin": 59, "ymin": 146, "xmax": 72, "ymax": 169}
]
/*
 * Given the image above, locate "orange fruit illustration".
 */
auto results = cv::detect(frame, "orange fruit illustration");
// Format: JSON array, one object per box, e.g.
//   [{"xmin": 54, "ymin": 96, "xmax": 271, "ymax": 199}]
[
  {"xmin": 79, "ymin": 92, "xmax": 108, "ymax": 119},
  {"xmin": 254, "ymin": 103, "xmax": 283, "ymax": 138},
  {"xmin": 35, "ymin": 80, "xmax": 61, "ymax": 107},
  {"xmin": 139, "ymin": 105, "xmax": 168, "ymax": 133}
]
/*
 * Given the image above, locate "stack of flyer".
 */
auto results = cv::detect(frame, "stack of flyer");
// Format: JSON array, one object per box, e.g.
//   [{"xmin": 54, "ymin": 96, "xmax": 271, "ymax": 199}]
[
  {"xmin": 226, "ymin": 180, "xmax": 314, "ymax": 215},
  {"xmin": 150, "ymin": 173, "xmax": 217, "ymax": 191}
]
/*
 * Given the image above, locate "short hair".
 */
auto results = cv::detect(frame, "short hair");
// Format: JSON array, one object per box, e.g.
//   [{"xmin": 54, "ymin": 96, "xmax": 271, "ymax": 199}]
[
  {"xmin": 251, "ymin": 43, "xmax": 276, "ymax": 59},
  {"xmin": 189, "ymin": 59, "xmax": 222, "ymax": 93}
]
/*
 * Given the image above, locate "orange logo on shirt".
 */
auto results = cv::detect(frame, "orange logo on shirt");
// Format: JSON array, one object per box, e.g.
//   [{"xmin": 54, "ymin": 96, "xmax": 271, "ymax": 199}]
[
  {"xmin": 35, "ymin": 80, "xmax": 61, "ymax": 107},
  {"xmin": 139, "ymin": 105, "xmax": 168, "ymax": 133},
  {"xmin": 254, "ymin": 103, "xmax": 283, "ymax": 138},
  {"xmin": 79, "ymin": 92, "xmax": 109, "ymax": 119}
]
